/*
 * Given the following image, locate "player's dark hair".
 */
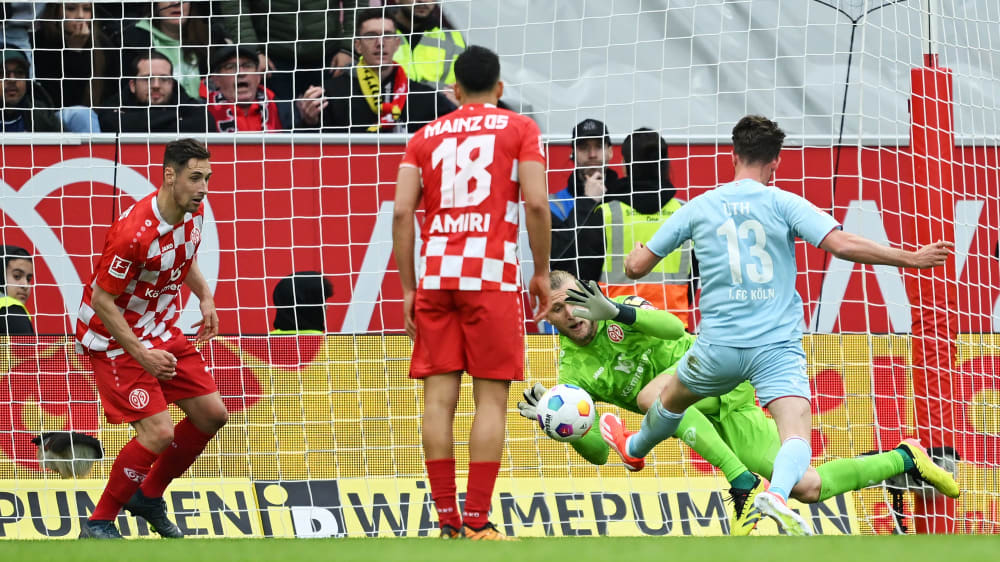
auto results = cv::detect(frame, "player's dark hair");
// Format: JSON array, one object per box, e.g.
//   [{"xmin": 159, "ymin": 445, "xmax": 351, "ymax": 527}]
[
  {"xmin": 732, "ymin": 115, "xmax": 786, "ymax": 165},
  {"xmin": 1, "ymin": 245, "xmax": 31, "ymax": 294},
  {"xmin": 622, "ymin": 128, "xmax": 670, "ymax": 183},
  {"xmin": 355, "ymin": 7, "xmax": 394, "ymax": 36},
  {"xmin": 454, "ymin": 45, "xmax": 501, "ymax": 94},
  {"xmin": 129, "ymin": 50, "xmax": 173, "ymax": 78},
  {"xmin": 163, "ymin": 139, "xmax": 211, "ymax": 172}
]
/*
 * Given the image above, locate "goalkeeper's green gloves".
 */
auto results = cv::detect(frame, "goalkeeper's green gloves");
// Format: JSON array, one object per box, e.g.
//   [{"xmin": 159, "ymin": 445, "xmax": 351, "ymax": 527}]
[
  {"xmin": 517, "ymin": 382, "xmax": 548, "ymax": 420},
  {"xmin": 565, "ymin": 280, "xmax": 636, "ymax": 324}
]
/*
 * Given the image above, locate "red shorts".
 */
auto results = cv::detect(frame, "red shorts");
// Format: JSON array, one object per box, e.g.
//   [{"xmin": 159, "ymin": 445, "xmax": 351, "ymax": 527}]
[
  {"xmin": 90, "ymin": 335, "xmax": 218, "ymax": 424},
  {"xmin": 409, "ymin": 289, "xmax": 525, "ymax": 381}
]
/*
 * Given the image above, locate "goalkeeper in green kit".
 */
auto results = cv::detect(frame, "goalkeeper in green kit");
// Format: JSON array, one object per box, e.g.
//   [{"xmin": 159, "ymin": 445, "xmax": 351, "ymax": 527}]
[{"xmin": 519, "ymin": 270, "xmax": 959, "ymax": 536}]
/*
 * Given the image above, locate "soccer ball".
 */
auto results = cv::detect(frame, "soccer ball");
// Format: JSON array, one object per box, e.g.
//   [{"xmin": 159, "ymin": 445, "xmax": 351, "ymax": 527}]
[{"xmin": 535, "ymin": 384, "xmax": 595, "ymax": 442}]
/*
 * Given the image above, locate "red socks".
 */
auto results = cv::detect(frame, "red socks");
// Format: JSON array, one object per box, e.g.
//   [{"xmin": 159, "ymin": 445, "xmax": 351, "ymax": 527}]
[
  {"xmin": 463, "ymin": 461, "xmax": 500, "ymax": 529},
  {"xmin": 91, "ymin": 438, "xmax": 158, "ymax": 521},
  {"xmin": 90, "ymin": 419, "xmax": 215, "ymax": 521},
  {"xmin": 425, "ymin": 458, "xmax": 461, "ymax": 529},
  {"xmin": 426, "ymin": 459, "xmax": 502, "ymax": 530},
  {"xmin": 140, "ymin": 418, "xmax": 214, "ymax": 498}
]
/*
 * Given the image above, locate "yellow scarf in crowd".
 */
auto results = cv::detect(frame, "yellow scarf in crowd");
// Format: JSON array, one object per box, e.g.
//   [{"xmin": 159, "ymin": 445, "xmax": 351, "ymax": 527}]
[{"xmin": 356, "ymin": 57, "xmax": 409, "ymax": 131}]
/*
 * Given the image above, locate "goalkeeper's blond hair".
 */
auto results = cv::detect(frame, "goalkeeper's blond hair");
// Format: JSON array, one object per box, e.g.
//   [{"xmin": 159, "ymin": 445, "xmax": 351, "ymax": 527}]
[{"xmin": 550, "ymin": 269, "xmax": 576, "ymax": 290}]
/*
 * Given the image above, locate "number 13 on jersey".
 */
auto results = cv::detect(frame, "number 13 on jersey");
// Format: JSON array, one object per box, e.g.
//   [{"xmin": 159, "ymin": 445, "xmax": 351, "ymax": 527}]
[{"xmin": 717, "ymin": 218, "xmax": 774, "ymax": 283}]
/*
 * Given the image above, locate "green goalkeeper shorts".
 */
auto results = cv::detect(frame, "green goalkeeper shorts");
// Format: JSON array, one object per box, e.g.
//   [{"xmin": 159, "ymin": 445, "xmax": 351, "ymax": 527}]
[{"xmin": 716, "ymin": 404, "xmax": 782, "ymax": 480}]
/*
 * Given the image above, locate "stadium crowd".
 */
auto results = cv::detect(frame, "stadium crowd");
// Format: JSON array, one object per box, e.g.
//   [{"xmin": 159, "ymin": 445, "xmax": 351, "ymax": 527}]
[
  {"xmin": 3, "ymin": 1, "xmax": 694, "ymax": 331},
  {"xmin": 1, "ymin": 1, "xmax": 465, "ymax": 134}
]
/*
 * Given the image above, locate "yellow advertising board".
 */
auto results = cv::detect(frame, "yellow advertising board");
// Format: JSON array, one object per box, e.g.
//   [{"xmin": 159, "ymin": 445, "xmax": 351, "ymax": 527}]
[
  {"xmin": 327, "ymin": 477, "xmax": 857, "ymax": 538},
  {"xmin": 0, "ymin": 477, "xmax": 856, "ymax": 539},
  {"xmin": 0, "ymin": 479, "xmax": 260, "ymax": 539}
]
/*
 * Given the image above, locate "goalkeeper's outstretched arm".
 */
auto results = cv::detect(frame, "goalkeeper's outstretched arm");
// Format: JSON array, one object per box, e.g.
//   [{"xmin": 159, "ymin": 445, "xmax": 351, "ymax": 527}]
[
  {"xmin": 629, "ymin": 306, "xmax": 686, "ymax": 341},
  {"xmin": 565, "ymin": 280, "xmax": 686, "ymax": 340},
  {"xmin": 571, "ymin": 422, "xmax": 611, "ymax": 465},
  {"xmin": 518, "ymin": 381, "xmax": 611, "ymax": 465}
]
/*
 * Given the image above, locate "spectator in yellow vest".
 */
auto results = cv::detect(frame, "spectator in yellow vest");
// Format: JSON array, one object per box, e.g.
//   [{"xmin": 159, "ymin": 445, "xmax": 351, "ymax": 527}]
[
  {"xmin": 576, "ymin": 129, "xmax": 694, "ymax": 329},
  {"xmin": 271, "ymin": 271, "xmax": 333, "ymax": 334},
  {"xmin": 0, "ymin": 245, "xmax": 34, "ymax": 335},
  {"xmin": 388, "ymin": 0, "xmax": 466, "ymax": 105}
]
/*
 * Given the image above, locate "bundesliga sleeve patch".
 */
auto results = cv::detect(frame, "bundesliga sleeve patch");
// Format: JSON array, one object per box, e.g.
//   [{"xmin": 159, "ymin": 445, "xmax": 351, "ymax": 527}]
[{"xmin": 108, "ymin": 255, "xmax": 133, "ymax": 279}]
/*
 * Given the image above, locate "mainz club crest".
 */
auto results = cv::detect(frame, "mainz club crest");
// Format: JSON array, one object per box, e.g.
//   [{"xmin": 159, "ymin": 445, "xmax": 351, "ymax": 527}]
[
  {"xmin": 129, "ymin": 388, "xmax": 150, "ymax": 410},
  {"xmin": 607, "ymin": 324, "xmax": 624, "ymax": 343}
]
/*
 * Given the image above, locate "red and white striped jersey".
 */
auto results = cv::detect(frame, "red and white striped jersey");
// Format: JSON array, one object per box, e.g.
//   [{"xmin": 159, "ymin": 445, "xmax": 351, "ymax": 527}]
[
  {"xmin": 76, "ymin": 192, "xmax": 203, "ymax": 357},
  {"xmin": 400, "ymin": 103, "xmax": 545, "ymax": 291}
]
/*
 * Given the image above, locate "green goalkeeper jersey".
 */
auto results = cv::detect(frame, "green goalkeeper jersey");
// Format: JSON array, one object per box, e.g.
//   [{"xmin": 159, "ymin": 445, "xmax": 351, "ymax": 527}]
[
  {"xmin": 557, "ymin": 296, "xmax": 755, "ymax": 417},
  {"xmin": 555, "ymin": 296, "xmax": 757, "ymax": 464}
]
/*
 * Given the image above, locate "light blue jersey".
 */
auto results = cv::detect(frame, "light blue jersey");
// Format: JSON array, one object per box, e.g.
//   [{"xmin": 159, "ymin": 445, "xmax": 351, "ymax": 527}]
[{"xmin": 647, "ymin": 178, "xmax": 840, "ymax": 346}]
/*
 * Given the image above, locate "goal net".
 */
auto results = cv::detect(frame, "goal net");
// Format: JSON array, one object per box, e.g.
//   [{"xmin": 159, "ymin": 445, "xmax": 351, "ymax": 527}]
[{"xmin": 0, "ymin": 0, "xmax": 997, "ymax": 538}]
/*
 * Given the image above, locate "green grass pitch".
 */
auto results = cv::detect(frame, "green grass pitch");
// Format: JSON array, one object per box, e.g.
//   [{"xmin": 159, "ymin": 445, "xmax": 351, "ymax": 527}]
[{"xmin": 2, "ymin": 536, "xmax": 996, "ymax": 562}]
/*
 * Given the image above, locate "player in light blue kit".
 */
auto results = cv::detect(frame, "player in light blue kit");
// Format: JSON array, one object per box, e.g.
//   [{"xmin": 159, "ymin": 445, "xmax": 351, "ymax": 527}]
[{"xmin": 600, "ymin": 115, "xmax": 957, "ymax": 535}]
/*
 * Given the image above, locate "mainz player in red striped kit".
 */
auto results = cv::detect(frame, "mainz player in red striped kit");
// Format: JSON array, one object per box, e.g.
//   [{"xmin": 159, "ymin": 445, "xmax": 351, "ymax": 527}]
[
  {"xmin": 393, "ymin": 45, "xmax": 551, "ymax": 540},
  {"xmin": 76, "ymin": 139, "xmax": 228, "ymax": 539}
]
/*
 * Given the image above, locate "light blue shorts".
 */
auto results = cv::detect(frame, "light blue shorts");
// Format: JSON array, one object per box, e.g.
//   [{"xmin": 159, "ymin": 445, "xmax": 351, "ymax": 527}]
[{"xmin": 676, "ymin": 339, "xmax": 809, "ymax": 407}]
